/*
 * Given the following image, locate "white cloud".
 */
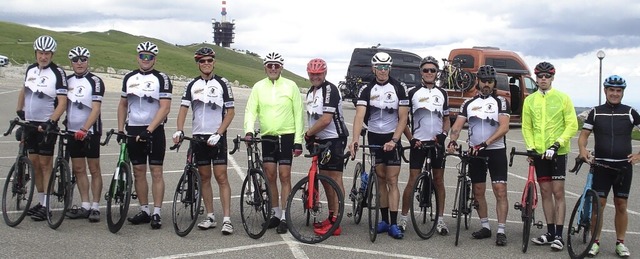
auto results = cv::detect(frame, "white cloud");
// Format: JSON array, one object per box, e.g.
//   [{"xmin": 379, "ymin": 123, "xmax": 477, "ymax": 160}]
[{"xmin": 2, "ymin": 0, "xmax": 639, "ymax": 108}]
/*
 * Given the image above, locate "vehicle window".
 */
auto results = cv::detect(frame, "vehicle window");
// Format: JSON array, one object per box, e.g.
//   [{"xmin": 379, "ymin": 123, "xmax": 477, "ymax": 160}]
[
  {"xmin": 453, "ymin": 54, "xmax": 475, "ymax": 68},
  {"xmin": 485, "ymin": 58, "xmax": 526, "ymax": 70},
  {"xmin": 496, "ymin": 74, "xmax": 509, "ymax": 92},
  {"xmin": 524, "ymin": 77, "xmax": 537, "ymax": 93}
]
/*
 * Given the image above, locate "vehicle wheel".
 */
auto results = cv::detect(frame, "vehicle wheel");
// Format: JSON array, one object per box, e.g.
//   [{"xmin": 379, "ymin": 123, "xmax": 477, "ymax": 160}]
[
  {"xmin": 106, "ymin": 163, "xmax": 133, "ymax": 234},
  {"xmin": 172, "ymin": 168, "xmax": 203, "ymax": 237},
  {"xmin": 351, "ymin": 162, "xmax": 364, "ymax": 224},
  {"xmin": 411, "ymin": 174, "xmax": 439, "ymax": 239},
  {"xmin": 240, "ymin": 169, "xmax": 272, "ymax": 239},
  {"xmin": 367, "ymin": 173, "xmax": 379, "ymax": 243},
  {"xmin": 2, "ymin": 158, "xmax": 35, "ymax": 227},
  {"xmin": 455, "ymin": 178, "xmax": 466, "ymax": 246},
  {"xmin": 567, "ymin": 189, "xmax": 601, "ymax": 259},
  {"xmin": 522, "ymin": 183, "xmax": 534, "ymax": 253},
  {"xmin": 46, "ymin": 160, "xmax": 71, "ymax": 229}
]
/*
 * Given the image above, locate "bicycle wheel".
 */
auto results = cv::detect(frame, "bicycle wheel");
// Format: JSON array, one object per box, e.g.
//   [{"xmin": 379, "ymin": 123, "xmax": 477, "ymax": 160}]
[
  {"xmin": 106, "ymin": 163, "xmax": 133, "ymax": 233},
  {"xmin": 2, "ymin": 157, "xmax": 35, "ymax": 227},
  {"xmin": 464, "ymin": 181, "xmax": 473, "ymax": 230},
  {"xmin": 411, "ymin": 173, "xmax": 439, "ymax": 239},
  {"xmin": 367, "ymin": 173, "xmax": 379, "ymax": 243},
  {"xmin": 172, "ymin": 167, "xmax": 203, "ymax": 237},
  {"xmin": 521, "ymin": 183, "xmax": 535, "ymax": 253},
  {"xmin": 46, "ymin": 159, "xmax": 71, "ymax": 229},
  {"xmin": 567, "ymin": 189, "xmax": 601, "ymax": 259},
  {"xmin": 351, "ymin": 162, "xmax": 364, "ymax": 224},
  {"xmin": 240, "ymin": 169, "xmax": 272, "ymax": 239},
  {"xmin": 286, "ymin": 174, "xmax": 344, "ymax": 244},
  {"xmin": 454, "ymin": 177, "xmax": 466, "ymax": 246},
  {"xmin": 455, "ymin": 70, "xmax": 475, "ymax": 91}
]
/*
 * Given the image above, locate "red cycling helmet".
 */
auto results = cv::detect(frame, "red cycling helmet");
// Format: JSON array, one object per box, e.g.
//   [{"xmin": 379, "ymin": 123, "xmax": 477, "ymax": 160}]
[{"xmin": 307, "ymin": 58, "xmax": 327, "ymax": 73}]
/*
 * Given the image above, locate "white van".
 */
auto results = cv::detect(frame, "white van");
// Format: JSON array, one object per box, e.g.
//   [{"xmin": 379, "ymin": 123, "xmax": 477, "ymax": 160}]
[{"xmin": 0, "ymin": 55, "xmax": 9, "ymax": 67}]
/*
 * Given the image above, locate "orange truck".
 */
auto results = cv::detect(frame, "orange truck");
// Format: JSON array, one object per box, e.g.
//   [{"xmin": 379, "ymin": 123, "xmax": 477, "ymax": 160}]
[{"xmin": 444, "ymin": 46, "xmax": 537, "ymax": 124}]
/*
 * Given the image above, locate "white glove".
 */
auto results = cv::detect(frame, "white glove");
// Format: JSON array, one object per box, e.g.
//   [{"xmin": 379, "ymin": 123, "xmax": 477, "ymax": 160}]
[
  {"xmin": 207, "ymin": 133, "xmax": 221, "ymax": 146},
  {"xmin": 543, "ymin": 142, "xmax": 560, "ymax": 160},
  {"xmin": 172, "ymin": 130, "xmax": 184, "ymax": 139}
]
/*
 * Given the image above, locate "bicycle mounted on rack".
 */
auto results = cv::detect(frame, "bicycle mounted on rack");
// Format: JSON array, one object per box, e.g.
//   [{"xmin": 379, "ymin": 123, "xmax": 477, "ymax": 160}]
[{"xmin": 438, "ymin": 58, "xmax": 475, "ymax": 91}]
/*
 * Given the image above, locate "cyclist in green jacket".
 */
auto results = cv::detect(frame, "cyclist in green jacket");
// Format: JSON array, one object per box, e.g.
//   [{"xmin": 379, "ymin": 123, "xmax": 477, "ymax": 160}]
[
  {"xmin": 522, "ymin": 61, "xmax": 578, "ymax": 251},
  {"xmin": 244, "ymin": 52, "xmax": 304, "ymax": 234}
]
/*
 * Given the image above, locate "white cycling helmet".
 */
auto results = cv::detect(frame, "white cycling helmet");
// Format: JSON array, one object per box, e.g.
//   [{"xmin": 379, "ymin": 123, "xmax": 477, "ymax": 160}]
[
  {"xmin": 33, "ymin": 35, "xmax": 57, "ymax": 52},
  {"xmin": 68, "ymin": 46, "xmax": 91, "ymax": 59},
  {"xmin": 137, "ymin": 41, "xmax": 159, "ymax": 55},
  {"xmin": 371, "ymin": 52, "xmax": 393, "ymax": 65},
  {"xmin": 263, "ymin": 52, "xmax": 284, "ymax": 65}
]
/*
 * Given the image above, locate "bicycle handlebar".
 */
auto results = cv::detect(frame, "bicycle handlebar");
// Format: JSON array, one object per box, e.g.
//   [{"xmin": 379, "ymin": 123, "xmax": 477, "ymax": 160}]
[
  {"xmin": 443, "ymin": 145, "xmax": 489, "ymax": 162},
  {"xmin": 100, "ymin": 129, "xmax": 138, "ymax": 146},
  {"xmin": 228, "ymin": 134, "xmax": 279, "ymax": 155},
  {"xmin": 169, "ymin": 135, "xmax": 208, "ymax": 151},
  {"xmin": 400, "ymin": 141, "xmax": 440, "ymax": 163},
  {"xmin": 569, "ymin": 156, "xmax": 623, "ymax": 174},
  {"xmin": 508, "ymin": 147, "xmax": 538, "ymax": 167},
  {"xmin": 4, "ymin": 117, "xmax": 40, "ymax": 136}
]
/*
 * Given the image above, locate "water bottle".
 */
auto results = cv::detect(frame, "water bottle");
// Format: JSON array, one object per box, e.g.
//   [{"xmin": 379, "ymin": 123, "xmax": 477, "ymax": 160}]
[{"xmin": 360, "ymin": 172, "xmax": 369, "ymax": 193}]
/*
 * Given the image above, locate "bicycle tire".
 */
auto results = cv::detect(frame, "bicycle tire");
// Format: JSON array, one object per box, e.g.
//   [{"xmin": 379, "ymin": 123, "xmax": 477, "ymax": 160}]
[
  {"xmin": 567, "ymin": 189, "xmax": 601, "ymax": 259},
  {"xmin": 455, "ymin": 176, "xmax": 466, "ymax": 246},
  {"xmin": 172, "ymin": 167, "xmax": 203, "ymax": 237},
  {"xmin": 367, "ymin": 173, "xmax": 379, "ymax": 243},
  {"xmin": 286, "ymin": 174, "xmax": 344, "ymax": 244},
  {"xmin": 240, "ymin": 169, "xmax": 272, "ymax": 239},
  {"xmin": 464, "ymin": 181, "xmax": 473, "ymax": 230},
  {"xmin": 2, "ymin": 157, "xmax": 35, "ymax": 227},
  {"xmin": 46, "ymin": 159, "xmax": 71, "ymax": 229},
  {"xmin": 106, "ymin": 163, "xmax": 133, "ymax": 233},
  {"xmin": 522, "ymin": 183, "xmax": 535, "ymax": 253},
  {"xmin": 351, "ymin": 162, "xmax": 364, "ymax": 224},
  {"xmin": 455, "ymin": 70, "xmax": 475, "ymax": 91},
  {"xmin": 411, "ymin": 173, "xmax": 439, "ymax": 239}
]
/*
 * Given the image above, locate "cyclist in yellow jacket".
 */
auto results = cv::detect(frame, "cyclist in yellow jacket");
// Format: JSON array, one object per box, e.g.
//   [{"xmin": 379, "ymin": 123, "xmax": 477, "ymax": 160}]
[
  {"xmin": 244, "ymin": 52, "xmax": 304, "ymax": 234},
  {"xmin": 522, "ymin": 61, "xmax": 578, "ymax": 251}
]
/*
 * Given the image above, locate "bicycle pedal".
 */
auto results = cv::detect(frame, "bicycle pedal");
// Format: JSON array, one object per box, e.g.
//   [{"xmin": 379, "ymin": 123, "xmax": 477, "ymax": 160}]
[
  {"xmin": 131, "ymin": 193, "xmax": 138, "ymax": 199},
  {"xmin": 346, "ymin": 212, "xmax": 352, "ymax": 218},
  {"xmin": 535, "ymin": 221, "xmax": 544, "ymax": 229},
  {"xmin": 514, "ymin": 202, "xmax": 522, "ymax": 210}
]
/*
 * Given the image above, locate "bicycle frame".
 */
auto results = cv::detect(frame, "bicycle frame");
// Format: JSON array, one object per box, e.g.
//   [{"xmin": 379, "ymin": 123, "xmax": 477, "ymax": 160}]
[{"xmin": 509, "ymin": 148, "xmax": 540, "ymax": 211}]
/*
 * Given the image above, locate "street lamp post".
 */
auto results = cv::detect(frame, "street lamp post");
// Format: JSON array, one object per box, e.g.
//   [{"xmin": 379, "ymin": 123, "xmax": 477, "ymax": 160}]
[{"xmin": 597, "ymin": 50, "xmax": 605, "ymax": 105}]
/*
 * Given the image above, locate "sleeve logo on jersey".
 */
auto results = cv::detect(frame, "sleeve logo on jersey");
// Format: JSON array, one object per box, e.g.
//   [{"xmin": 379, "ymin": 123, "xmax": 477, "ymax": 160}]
[{"xmin": 370, "ymin": 94, "xmax": 380, "ymax": 101}]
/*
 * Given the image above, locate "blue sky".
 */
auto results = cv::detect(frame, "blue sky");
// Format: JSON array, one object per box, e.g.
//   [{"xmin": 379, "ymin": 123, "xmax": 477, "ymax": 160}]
[{"xmin": 2, "ymin": 0, "xmax": 639, "ymax": 108}]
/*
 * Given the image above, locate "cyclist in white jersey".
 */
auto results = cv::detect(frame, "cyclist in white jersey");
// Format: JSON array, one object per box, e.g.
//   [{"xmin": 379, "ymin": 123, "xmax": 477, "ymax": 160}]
[
  {"xmin": 63, "ymin": 46, "xmax": 104, "ymax": 222},
  {"xmin": 16, "ymin": 35, "xmax": 68, "ymax": 221},
  {"xmin": 118, "ymin": 41, "xmax": 172, "ymax": 229},
  {"xmin": 173, "ymin": 47, "xmax": 235, "ymax": 235},
  {"xmin": 348, "ymin": 52, "xmax": 409, "ymax": 239}
]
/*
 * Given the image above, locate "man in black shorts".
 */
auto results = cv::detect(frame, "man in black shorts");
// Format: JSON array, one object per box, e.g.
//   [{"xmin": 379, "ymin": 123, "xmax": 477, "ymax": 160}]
[
  {"xmin": 303, "ymin": 58, "xmax": 349, "ymax": 236},
  {"xmin": 118, "ymin": 41, "xmax": 172, "ymax": 229},
  {"xmin": 578, "ymin": 75, "xmax": 640, "ymax": 257},
  {"xmin": 448, "ymin": 65, "xmax": 510, "ymax": 246}
]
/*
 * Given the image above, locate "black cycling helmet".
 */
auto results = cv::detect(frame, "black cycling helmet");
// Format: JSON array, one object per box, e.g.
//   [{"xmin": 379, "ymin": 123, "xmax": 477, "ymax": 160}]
[
  {"xmin": 534, "ymin": 61, "xmax": 555, "ymax": 75},
  {"xmin": 603, "ymin": 75, "xmax": 626, "ymax": 89},
  {"xmin": 194, "ymin": 47, "xmax": 215, "ymax": 62},
  {"xmin": 476, "ymin": 65, "xmax": 496, "ymax": 79},
  {"xmin": 420, "ymin": 56, "xmax": 439, "ymax": 69}
]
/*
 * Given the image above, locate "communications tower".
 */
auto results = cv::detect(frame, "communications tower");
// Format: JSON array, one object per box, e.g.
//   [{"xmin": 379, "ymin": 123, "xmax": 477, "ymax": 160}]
[{"xmin": 212, "ymin": 1, "xmax": 235, "ymax": 47}]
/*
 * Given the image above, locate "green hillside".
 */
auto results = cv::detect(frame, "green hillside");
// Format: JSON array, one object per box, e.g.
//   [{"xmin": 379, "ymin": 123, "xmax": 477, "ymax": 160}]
[{"xmin": 0, "ymin": 21, "xmax": 309, "ymax": 87}]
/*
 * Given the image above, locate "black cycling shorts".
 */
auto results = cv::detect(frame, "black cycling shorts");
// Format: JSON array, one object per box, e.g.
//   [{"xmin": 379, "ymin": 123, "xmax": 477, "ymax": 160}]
[
  {"xmin": 468, "ymin": 148, "xmax": 508, "ymax": 184},
  {"xmin": 68, "ymin": 133, "xmax": 101, "ymax": 159},
  {"xmin": 24, "ymin": 121, "xmax": 56, "ymax": 156},
  {"xmin": 533, "ymin": 155, "xmax": 567, "ymax": 182},
  {"xmin": 409, "ymin": 140, "xmax": 445, "ymax": 170},
  {"xmin": 126, "ymin": 125, "xmax": 166, "ymax": 166},
  {"xmin": 316, "ymin": 137, "xmax": 347, "ymax": 172},
  {"xmin": 367, "ymin": 132, "xmax": 401, "ymax": 166},
  {"xmin": 192, "ymin": 134, "xmax": 228, "ymax": 166},
  {"xmin": 262, "ymin": 133, "xmax": 294, "ymax": 166},
  {"xmin": 592, "ymin": 161, "xmax": 632, "ymax": 199}
]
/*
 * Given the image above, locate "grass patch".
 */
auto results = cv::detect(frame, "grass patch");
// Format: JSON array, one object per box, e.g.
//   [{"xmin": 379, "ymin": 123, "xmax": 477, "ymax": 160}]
[{"xmin": 0, "ymin": 21, "xmax": 310, "ymax": 88}]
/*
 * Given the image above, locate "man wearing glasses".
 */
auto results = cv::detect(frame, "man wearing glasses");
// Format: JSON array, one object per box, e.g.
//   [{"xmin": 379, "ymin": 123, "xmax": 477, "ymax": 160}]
[
  {"xmin": 522, "ymin": 61, "xmax": 578, "ymax": 251},
  {"xmin": 348, "ymin": 52, "xmax": 409, "ymax": 239},
  {"xmin": 448, "ymin": 65, "xmax": 510, "ymax": 246},
  {"xmin": 16, "ymin": 35, "xmax": 68, "ymax": 221},
  {"xmin": 173, "ymin": 47, "xmax": 236, "ymax": 235},
  {"xmin": 64, "ymin": 46, "xmax": 104, "ymax": 223},
  {"xmin": 118, "ymin": 41, "xmax": 173, "ymax": 229},
  {"xmin": 399, "ymin": 56, "xmax": 450, "ymax": 235},
  {"xmin": 244, "ymin": 52, "xmax": 304, "ymax": 234}
]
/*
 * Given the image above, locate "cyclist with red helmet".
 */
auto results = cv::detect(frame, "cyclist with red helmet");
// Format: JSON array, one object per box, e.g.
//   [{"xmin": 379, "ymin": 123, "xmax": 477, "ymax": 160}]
[
  {"xmin": 522, "ymin": 61, "xmax": 578, "ymax": 250},
  {"xmin": 173, "ymin": 47, "xmax": 236, "ymax": 235},
  {"xmin": 578, "ymin": 75, "xmax": 640, "ymax": 257},
  {"xmin": 16, "ymin": 35, "xmax": 68, "ymax": 221},
  {"xmin": 303, "ymin": 58, "xmax": 350, "ymax": 236},
  {"xmin": 118, "ymin": 41, "xmax": 173, "ymax": 229},
  {"xmin": 348, "ymin": 52, "xmax": 410, "ymax": 239},
  {"xmin": 244, "ymin": 52, "xmax": 304, "ymax": 234}
]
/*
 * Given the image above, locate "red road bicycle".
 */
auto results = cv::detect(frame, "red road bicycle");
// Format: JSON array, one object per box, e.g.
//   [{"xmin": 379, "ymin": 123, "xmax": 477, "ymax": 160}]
[{"xmin": 509, "ymin": 147, "xmax": 544, "ymax": 253}]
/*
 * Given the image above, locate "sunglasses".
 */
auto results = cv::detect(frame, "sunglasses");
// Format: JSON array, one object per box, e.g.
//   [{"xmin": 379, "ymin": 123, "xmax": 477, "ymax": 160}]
[
  {"xmin": 479, "ymin": 78, "xmax": 495, "ymax": 84},
  {"xmin": 71, "ymin": 57, "xmax": 88, "ymax": 63},
  {"xmin": 266, "ymin": 63, "xmax": 282, "ymax": 69},
  {"xmin": 198, "ymin": 58, "xmax": 214, "ymax": 64},
  {"xmin": 138, "ymin": 53, "xmax": 155, "ymax": 61},
  {"xmin": 536, "ymin": 73, "xmax": 552, "ymax": 79},
  {"xmin": 375, "ymin": 64, "xmax": 391, "ymax": 71},
  {"xmin": 421, "ymin": 68, "xmax": 438, "ymax": 74}
]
